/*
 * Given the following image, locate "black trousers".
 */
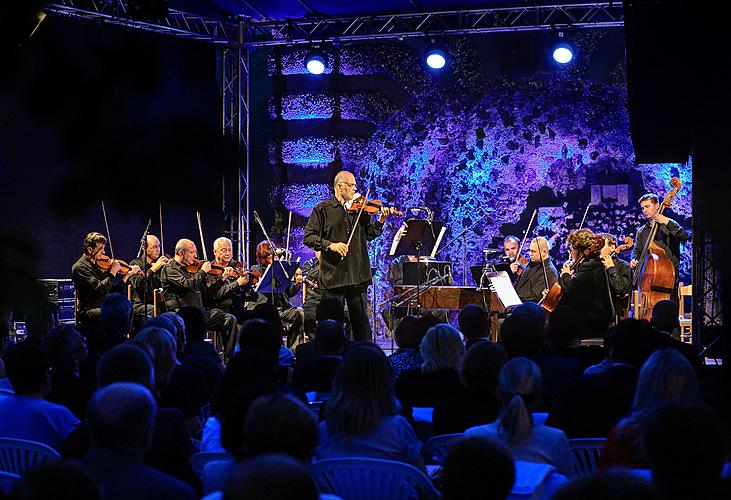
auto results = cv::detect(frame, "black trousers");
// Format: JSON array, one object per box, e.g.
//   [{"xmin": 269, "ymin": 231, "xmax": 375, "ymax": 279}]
[
  {"xmin": 204, "ymin": 308, "xmax": 238, "ymax": 360},
  {"xmin": 323, "ymin": 284, "xmax": 371, "ymax": 342},
  {"xmin": 280, "ymin": 306, "xmax": 305, "ymax": 349}
]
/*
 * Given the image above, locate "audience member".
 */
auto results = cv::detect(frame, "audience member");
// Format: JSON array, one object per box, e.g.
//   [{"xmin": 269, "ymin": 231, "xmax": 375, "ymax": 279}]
[
  {"xmin": 387, "ymin": 314, "xmax": 440, "ymax": 383},
  {"xmin": 316, "ymin": 343, "xmax": 424, "ymax": 470},
  {"xmin": 222, "ymin": 454, "xmax": 318, "ymax": 500},
  {"xmin": 0, "ymin": 342, "xmax": 79, "ymax": 450},
  {"xmin": 545, "ymin": 306, "xmax": 605, "ymax": 369},
  {"xmin": 292, "ymin": 319, "xmax": 345, "ymax": 392},
  {"xmin": 43, "ymin": 325, "xmax": 94, "ymax": 419},
  {"xmin": 22, "ymin": 301, "xmax": 58, "ymax": 343},
  {"xmin": 465, "ymin": 357, "xmax": 573, "ymax": 476},
  {"xmin": 80, "ymin": 383, "xmax": 196, "ymax": 500},
  {"xmin": 458, "ymin": 304, "xmax": 492, "ymax": 349},
  {"xmin": 552, "ymin": 471, "xmax": 658, "ymax": 500},
  {"xmin": 441, "ymin": 437, "xmax": 515, "ymax": 500},
  {"xmin": 98, "ymin": 293, "xmax": 133, "ymax": 345},
  {"xmin": 395, "ymin": 324, "xmax": 465, "ymax": 408},
  {"xmin": 599, "ymin": 349, "xmax": 698, "ymax": 470},
  {"xmin": 433, "ymin": 340, "xmax": 507, "ymax": 435},
  {"xmin": 177, "ymin": 306, "xmax": 223, "ymax": 368},
  {"xmin": 649, "ymin": 299, "xmax": 680, "ymax": 338},
  {"xmin": 12, "ymin": 461, "xmax": 101, "ymax": 500}
]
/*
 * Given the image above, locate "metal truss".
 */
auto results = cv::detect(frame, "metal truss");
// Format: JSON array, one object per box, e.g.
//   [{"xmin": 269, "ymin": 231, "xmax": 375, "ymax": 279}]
[
  {"xmin": 46, "ymin": 0, "xmax": 240, "ymax": 44},
  {"xmin": 244, "ymin": 2, "xmax": 624, "ymax": 47},
  {"xmin": 693, "ymin": 197, "xmax": 723, "ymax": 344},
  {"xmin": 221, "ymin": 44, "xmax": 251, "ymax": 265}
]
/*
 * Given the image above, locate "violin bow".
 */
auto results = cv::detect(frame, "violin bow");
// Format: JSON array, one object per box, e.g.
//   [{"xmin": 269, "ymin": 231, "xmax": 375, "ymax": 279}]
[
  {"xmin": 342, "ymin": 188, "xmax": 371, "ymax": 261},
  {"xmin": 578, "ymin": 203, "xmax": 592, "ymax": 230},
  {"xmin": 538, "ymin": 238, "xmax": 551, "ymax": 291},
  {"xmin": 515, "ymin": 208, "xmax": 538, "ymax": 264},
  {"xmin": 285, "ymin": 210, "xmax": 292, "ymax": 261},
  {"xmin": 101, "ymin": 200, "xmax": 115, "ymax": 260},
  {"xmin": 159, "ymin": 203, "xmax": 165, "ymax": 256},
  {"xmin": 195, "ymin": 211, "xmax": 208, "ymax": 261}
]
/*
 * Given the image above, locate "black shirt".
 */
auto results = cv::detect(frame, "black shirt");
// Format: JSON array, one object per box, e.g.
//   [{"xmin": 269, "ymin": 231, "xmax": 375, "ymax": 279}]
[
  {"xmin": 202, "ymin": 259, "xmax": 255, "ymax": 311},
  {"xmin": 160, "ymin": 260, "xmax": 223, "ymax": 310},
  {"xmin": 303, "ymin": 196, "xmax": 384, "ymax": 290},
  {"xmin": 515, "ymin": 259, "xmax": 558, "ymax": 302},
  {"xmin": 129, "ymin": 257, "xmax": 164, "ymax": 305},
  {"xmin": 558, "ymin": 259, "xmax": 614, "ymax": 338},
  {"xmin": 606, "ymin": 256, "xmax": 632, "ymax": 299},
  {"xmin": 632, "ymin": 217, "xmax": 688, "ymax": 270},
  {"xmin": 71, "ymin": 255, "xmax": 124, "ymax": 311}
]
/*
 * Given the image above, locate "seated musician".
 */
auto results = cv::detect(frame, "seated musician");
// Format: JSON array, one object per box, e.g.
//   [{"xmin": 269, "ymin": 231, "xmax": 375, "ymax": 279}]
[
  {"xmin": 300, "ymin": 252, "xmax": 322, "ymax": 339},
  {"xmin": 510, "ymin": 236, "xmax": 558, "ymax": 303},
  {"xmin": 598, "ymin": 233, "xmax": 632, "ymax": 315},
  {"xmin": 248, "ymin": 241, "xmax": 305, "ymax": 349},
  {"xmin": 558, "ymin": 229, "xmax": 614, "ymax": 338},
  {"xmin": 203, "ymin": 237, "xmax": 256, "ymax": 324},
  {"xmin": 160, "ymin": 239, "xmax": 238, "ymax": 359},
  {"xmin": 71, "ymin": 232, "xmax": 140, "ymax": 325},
  {"xmin": 129, "ymin": 234, "xmax": 169, "ymax": 317},
  {"xmin": 501, "ymin": 234, "xmax": 520, "ymax": 263}
]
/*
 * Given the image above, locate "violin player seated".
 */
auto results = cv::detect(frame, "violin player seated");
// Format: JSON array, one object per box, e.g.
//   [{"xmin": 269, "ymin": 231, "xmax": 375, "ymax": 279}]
[
  {"xmin": 510, "ymin": 237, "xmax": 558, "ymax": 303},
  {"xmin": 72, "ymin": 232, "xmax": 141, "ymax": 325}
]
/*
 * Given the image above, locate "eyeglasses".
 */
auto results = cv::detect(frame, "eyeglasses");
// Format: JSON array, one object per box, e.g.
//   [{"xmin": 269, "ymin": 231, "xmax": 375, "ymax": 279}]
[{"xmin": 340, "ymin": 182, "xmax": 356, "ymax": 189}]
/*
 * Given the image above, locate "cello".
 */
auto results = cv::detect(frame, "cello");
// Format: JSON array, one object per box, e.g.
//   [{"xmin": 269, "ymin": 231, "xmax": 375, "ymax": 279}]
[{"xmin": 629, "ymin": 178, "xmax": 683, "ymax": 320}]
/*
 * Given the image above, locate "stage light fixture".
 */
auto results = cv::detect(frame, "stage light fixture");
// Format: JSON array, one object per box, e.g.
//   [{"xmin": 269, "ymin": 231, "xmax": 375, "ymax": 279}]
[
  {"xmin": 426, "ymin": 49, "xmax": 447, "ymax": 70},
  {"xmin": 552, "ymin": 44, "xmax": 574, "ymax": 64},
  {"xmin": 305, "ymin": 54, "xmax": 326, "ymax": 75}
]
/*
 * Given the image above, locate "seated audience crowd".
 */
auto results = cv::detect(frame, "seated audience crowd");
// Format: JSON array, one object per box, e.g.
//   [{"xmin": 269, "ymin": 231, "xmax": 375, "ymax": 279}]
[{"xmin": 0, "ymin": 294, "xmax": 729, "ymax": 500}]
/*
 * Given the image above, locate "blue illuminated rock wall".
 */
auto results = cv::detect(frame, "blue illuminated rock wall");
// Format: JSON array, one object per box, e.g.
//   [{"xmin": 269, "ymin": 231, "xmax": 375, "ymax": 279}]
[{"xmin": 257, "ymin": 33, "xmax": 692, "ymax": 331}]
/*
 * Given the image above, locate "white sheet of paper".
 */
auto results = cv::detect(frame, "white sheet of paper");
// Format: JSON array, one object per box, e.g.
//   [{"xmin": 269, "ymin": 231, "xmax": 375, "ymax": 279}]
[{"xmin": 488, "ymin": 271, "xmax": 523, "ymax": 308}]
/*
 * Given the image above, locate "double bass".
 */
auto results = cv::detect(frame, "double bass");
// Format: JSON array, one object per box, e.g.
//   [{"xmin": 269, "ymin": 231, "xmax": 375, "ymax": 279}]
[{"xmin": 629, "ymin": 178, "xmax": 683, "ymax": 320}]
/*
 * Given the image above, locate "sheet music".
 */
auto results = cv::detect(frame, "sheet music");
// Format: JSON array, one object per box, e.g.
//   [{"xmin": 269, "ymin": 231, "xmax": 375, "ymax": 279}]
[
  {"xmin": 430, "ymin": 226, "xmax": 447, "ymax": 258},
  {"xmin": 389, "ymin": 223, "xmax": 408, "ymax": 256},
  {"xmin": 487, "ymin": 271, "xmax": 522, "ymax": 308}
]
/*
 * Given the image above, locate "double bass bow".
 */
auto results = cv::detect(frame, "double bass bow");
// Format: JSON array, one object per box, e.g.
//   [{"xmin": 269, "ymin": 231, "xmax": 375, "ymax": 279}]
[
  {"xmin": 512, "ymin": 209, "xmax": 537, "ymax": 277},
  {"xmin": 629, "ymin": 178, "xmax": 683, "ymax": 320}
]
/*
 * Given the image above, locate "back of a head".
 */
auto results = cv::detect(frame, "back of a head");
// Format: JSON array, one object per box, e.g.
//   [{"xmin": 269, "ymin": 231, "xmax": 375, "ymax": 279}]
[
  {"xmin": 213, "ymin": 350, "xmax": 278, "ymax": 418},
  {"xmin": 441, "ymin": 437, "xmax": 515, "ymax": 500},
  {"xmin": 100, "ymin": 293, "xmax": 132, "ymax": 334},
  {"xmin": 23, "ymin": 301, "xmax": 58, "ymax": 338},
  {"xmin": 643, "ymin": 400, "xmax": 724, "ymax": 483},
  {"xmin": 458, "ymin": 304, "xmax": 490, "ymax": 341},
  {"xmin": 223, "ymin": 454, "xmax": 318, "ymax": 500},
  {"xmin": 142, "ymin": 315, "xmax": 176, "ymax": 337},
  {"xmin": 238, "ymin": 319, "xmax": 282, "ymax": 364},
  {"xmin": 499, "ymin": 312, "xmax": 543, "ymax": 359},
  {"xmin": 155, "ymin": 312, "xmax": 186, "ymax": 352},
  {"xmin": 461, "ymin": 341, "xmax": 508, "ymax": 393},
  {"xmin": 609, "ymin": 319, "xmax": 655, "ymax": 368},
  {"xmin": 552, "ymin": 471, "xmax": 658, "ymax": 500},
  {"xmin": 13, "ymin": 461, "xmax": 100, "ymax": 500},
  {"xmin": 177, "ymin": 306, "xmax": 206, "ymax": 343},
  {"xmin": 313, "ymin": 319, "xmax": 346, "ymax": 354},
  {"xmin": 511, "ymin": 302, "xmax": 546, "ymax": 329},
  {"xmin": 3, "ymin": 341, "xmax": 49, "ymax": 395},
  {"xmin": 650, "ymin": 299, "xmax": 680, "ymax": 333},
  {"xmin": 632, "ymin": 349, "xmax": 698, "ymax": 416},
  {"xmin": 97, "ymin": 344, "xmax": 154, "ymax": 389},
  {"xmin": 420, "ymin": 324, "xmax": 465, "ymax": 374},
  {"xmin": 251, "ymin": 303, "xmax": 284, "ymax": 332},
  {"xmin": 86, "ymin": 382, "xmax": 156, "ymax": 450},
  {"xmin": 547, "ymin": 306, "xmax": 583, "ymax": 349},
  {"xmin": 44, "ymin": 325, "xmax": 85, "ymax": 370},
  {"xmin": 135, "ymin": 327, "xmax": 177, "ymax": 391},
  {"xmin": 393, "ymin": 315, "xmax": 418, "ymax": 349},
  {"xmin": 497, "ymin": 357, "xmax": 542, "ymax": 446},
  {"xmin": 315, "ymin": 296, "xmax": 345, "ymax": 324},
  {"xmin": 241, "ymin": 394, "xmax": 318, "ymax": 462},
  {"xmin": 411, "ymin": 314, "xmax": 443, "ymax": 347}
]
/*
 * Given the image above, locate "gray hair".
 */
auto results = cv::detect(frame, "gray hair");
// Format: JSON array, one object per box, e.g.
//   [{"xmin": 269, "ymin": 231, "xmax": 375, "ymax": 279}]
[
  {"xmin": 135, "ymin": 327, "xmax": 177, "ymax": 392},
  {"xmin": 420, "ymin": 324, "xmax": 465, "ymax": 374},
  {"xmin": 213, "ymin": 237, "xmax": 232, "ymax": 251}
]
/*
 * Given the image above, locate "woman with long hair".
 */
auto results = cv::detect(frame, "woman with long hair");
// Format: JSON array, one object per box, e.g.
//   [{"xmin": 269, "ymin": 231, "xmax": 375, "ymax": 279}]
[
  {"xmin": 315, "ymin": 342, "xmax": 424, "ymax": 470},
  {"xmin": 465, "ymin": 357, "xmax": 573, "ymax": 476}
]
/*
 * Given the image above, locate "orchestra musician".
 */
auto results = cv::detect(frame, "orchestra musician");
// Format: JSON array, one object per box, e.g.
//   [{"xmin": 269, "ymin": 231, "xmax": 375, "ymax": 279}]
[
  {"xmin": 630, "ymin": 193, "xmax": 689, "ymax": 300},
  {"xmin": 160, "ymin": 238, "xmax": 238, "ymax": 359},
  {"xmin": 203, "ymin": 237, "xmax": 255, "ymax": 324},
  {"xmin": 249, "ymin": 241, "xmax": 306, "ymax": 349},
  {"xmin": 510, "ymin": 236, "xmax": 558, "ymax": 303},
  {"xmin": 598, "ymin": 233, "xmax": 632, "ymax": 313},
  {"xmin": 300, "ymin": 252, "xmax": 322, "ymax": 339},
  {"xmin": 71, "ymin": 232, "xmax": 141, "ymax": 325},
  {"xmin": 303, "ymin": 170, "xmax": 399, "ymax": 342},
  {"xmin": 501, "ymin": 235, "xmax": 521, "ymax": 263},
  {"xmin": 558, "ymin": 229, "xmax": 614, "ymax": 338},
  {"xmin": 129, "ymin": 234, "xmax": 169, "ymax": 316}
]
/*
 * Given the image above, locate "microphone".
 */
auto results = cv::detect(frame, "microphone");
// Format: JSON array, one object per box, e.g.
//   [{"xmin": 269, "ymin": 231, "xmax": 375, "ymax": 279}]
[{"xmin": 483, "ymin": 248, "xmax": 502, "ymax": 255}]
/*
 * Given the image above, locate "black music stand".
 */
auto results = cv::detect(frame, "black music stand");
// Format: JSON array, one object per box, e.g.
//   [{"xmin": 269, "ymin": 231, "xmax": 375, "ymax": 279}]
[
  {"xmin": 255, "ymin": 261, "xmax": 299, "ymax": 302},
  {"xmin": 390, "ymin": 219, "xmax": 445, "ymax": 308}
]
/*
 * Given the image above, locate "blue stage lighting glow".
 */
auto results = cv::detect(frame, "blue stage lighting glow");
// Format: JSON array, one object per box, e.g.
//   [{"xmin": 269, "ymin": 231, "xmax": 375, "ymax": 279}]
[
  {"xmin": 552, "ymin": 45, "xmax": 574, "ymax": 64},
  {"xmin": 306, "ymin": 55, "xmax": 326, "ymax": 75},
  {"xmin": 426, "ymin": 50, "xmax": 446, "ymax": 69}
]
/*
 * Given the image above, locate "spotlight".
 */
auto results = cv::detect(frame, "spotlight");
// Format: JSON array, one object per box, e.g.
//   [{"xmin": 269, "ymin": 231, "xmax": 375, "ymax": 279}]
[
  {"xmin": 426, "ymin": 49, "xmax": 447, "ymax": 70},
  {"xmin": 552, "ymin": 44, "xmax": 574, "ymax": 64},
  {"xmin": 305, "ymin": 54, "xmax": 326, "ymax": 75}
]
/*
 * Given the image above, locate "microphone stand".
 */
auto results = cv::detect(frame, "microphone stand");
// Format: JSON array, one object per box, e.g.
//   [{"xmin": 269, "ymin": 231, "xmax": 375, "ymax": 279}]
[
  {"xmin": 436, "ymin": 210, "xmax": 492, "ymax": 286},
  {"xmin": 138, "ymin": 218, "xmax": 152, "ymax": 318}
]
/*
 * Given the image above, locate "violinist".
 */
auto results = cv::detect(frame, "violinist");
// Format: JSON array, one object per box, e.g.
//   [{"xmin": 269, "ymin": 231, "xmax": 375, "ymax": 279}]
[
  {"xmin": 598, "ymin": 233, "xmax": 632, "ymax": 312},
  {"xmin": 160, "ymin": 238, "xmax": 238, "ymax": 358},
  {"xmin": 71, "ymin": 232, "xmax": 141, "ymax": 325},
  {"xmin": 203, "ymin": 237, "xmax": 256, "ymax": 323},
  {"xmin": 129, "ymin": 234, "xmax": 169, "ymax": 316},
  {"xmin": 558, "ymin": 229, "xmax": 614, "ymax": 338},
  {"xmin": 303, "ymin": 170, "xmax": 399, "ymax": 342},
  {"xmin": 630, "ymin": 193, "xmax": 689, "ymax": 300},
  {"xmin": 501, "ymin": 235, "xmax": 521, "ymax": 263},
  {"xmin": 249, "ymin": 241, "xmax": 305, "ymax": 348},
  {"xmin": 511, "ymin": 237, "xmax": 558, "ymax": 303},
  {"xmin": 301, "ymin": 251, "xmax": 322, "ymax": 338}
]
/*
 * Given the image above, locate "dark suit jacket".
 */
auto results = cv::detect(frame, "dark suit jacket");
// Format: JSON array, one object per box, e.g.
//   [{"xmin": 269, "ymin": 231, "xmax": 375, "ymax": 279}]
[
  {"xmin": 546, "ymin": 363, "xmax": 639, "ymax": 438},
  {"xmin": 558, "ymin": 259, "xmax": 614, "ymax": 338},
  {"xmin": 79, "ymin": 447, "xmax": 196, "ymax": 500}
]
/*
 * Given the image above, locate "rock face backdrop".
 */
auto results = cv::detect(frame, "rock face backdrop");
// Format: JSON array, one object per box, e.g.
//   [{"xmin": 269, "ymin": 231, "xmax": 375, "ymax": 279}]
[{"xmin": 251, "ymin": 31, "xmax": 692, "ymax": 333}]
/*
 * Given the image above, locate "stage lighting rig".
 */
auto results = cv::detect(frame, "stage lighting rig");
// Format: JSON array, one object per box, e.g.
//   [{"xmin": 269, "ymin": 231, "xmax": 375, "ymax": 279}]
[{"xmin": 551, "ymin": 32, "xmax": 574, "ymax": 64}]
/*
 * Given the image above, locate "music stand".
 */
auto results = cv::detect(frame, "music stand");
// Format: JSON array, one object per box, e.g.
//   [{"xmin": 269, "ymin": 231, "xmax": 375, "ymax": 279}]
[
  {"xmin": 255, "ymin": 261, "xmax": 299, "ymax": 302},
  {"xmin": 389, "ymin": 219, "xmax": 445, "ymax": 308}
]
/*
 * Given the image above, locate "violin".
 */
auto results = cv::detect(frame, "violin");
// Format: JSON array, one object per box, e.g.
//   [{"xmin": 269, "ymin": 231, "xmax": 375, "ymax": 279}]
[
  {"xmin": 96, "ymin": 255, "xmax": 136, "ymax": 276},
  {"xmin": 346, "ymin": 195, "xmax": 403, "ymax": 216},
  {"xmin": 604, "ymin": 236, "xmax": 634, "ymax": 258},
  {"xmin": 292, "ymin": 267, "xmax": 318, "ymax": 289},
  {"xmin": 513, "ymin": 255, "xmax": 529, "ymax": 277},
  {"xmin": 186, "ymin": 259, "xmax": 225, "ymax": 274}
]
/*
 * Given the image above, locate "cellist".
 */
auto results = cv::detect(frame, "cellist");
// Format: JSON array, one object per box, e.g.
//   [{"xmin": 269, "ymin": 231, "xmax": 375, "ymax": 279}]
[{"xmin": 630, "ymin": 193, "xmax": 689, "ymax": 301}]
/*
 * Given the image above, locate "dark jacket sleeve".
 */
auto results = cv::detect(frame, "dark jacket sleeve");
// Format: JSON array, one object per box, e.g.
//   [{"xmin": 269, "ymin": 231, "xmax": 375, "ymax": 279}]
[
  {"xmin": 362, "ymin": 214, "xmax": 384, "ymax": 242},
  {"xmin": 162, "ymin": 264, "xmax": 207, "ymax": 293},
  {"xmin": 658, "ymin": 218, "xmax": 689, "ymax": 242},
  {"xmin": 73, "ymin": 263, "xmax": 122, "ymax": 299},
  {"xmin": 607, "ymin": 259, "xmax": 632, "ymax": 296},
  {"xmin": 632, "ymin": 227, "xmax": 644, "ymax": 263},
  {"xmin": 304, "ymin": 206, "xmax": 332, "ymax": 252}
]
